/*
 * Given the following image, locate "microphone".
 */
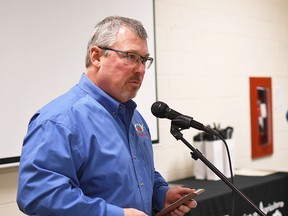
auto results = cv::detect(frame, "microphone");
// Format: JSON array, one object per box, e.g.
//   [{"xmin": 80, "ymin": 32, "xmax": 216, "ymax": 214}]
[{"xmin": 151, "ymin": 101, "xmax": 220, "ymax": 137}]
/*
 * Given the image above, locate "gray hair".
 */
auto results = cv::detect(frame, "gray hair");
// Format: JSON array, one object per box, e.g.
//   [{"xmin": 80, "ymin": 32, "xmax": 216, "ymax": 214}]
[{"xmin": 85, "ymin": 16, "xmax": 148, "ymax": 68}]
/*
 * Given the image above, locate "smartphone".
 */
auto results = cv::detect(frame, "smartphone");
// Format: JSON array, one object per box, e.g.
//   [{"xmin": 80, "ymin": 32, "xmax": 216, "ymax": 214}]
[{"xmin": 156, "ymin": 188, "xmax": 205, "ymax": 216}]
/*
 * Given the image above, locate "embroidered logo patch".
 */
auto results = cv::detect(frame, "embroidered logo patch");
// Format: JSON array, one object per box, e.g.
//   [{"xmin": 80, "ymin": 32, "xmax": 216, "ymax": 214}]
[{"xmin": 134, "ymin": 123, "xmax": 148, "ymax": 136}]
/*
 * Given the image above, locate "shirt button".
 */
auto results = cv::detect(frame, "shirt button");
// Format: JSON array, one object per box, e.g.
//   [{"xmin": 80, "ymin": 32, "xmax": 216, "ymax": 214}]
[
  {"xmin": 140, "ymin": 182, "xmax": 144, "ymax": 187},
  {"xmin": 133, "ymin": 155, "xmax": 136, "ymax": 160}
]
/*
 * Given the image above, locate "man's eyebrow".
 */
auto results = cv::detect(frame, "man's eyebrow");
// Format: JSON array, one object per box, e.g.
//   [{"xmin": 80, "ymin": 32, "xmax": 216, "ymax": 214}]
[{"xmin": 127, "ymin": 50, "xmax": 150, "ymax": 57}]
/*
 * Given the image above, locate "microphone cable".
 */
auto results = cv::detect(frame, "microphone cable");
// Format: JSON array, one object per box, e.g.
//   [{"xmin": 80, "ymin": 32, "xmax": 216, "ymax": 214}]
[{"xmin": 219, "ymin": 135, "xmax": 235, "ymax": 216}]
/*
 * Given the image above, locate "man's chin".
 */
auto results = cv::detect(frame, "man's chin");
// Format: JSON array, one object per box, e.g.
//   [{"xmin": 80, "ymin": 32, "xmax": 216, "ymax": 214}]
[{"xmin": 121, "ymin": 90, "xmax": 139, "ymax": 102}]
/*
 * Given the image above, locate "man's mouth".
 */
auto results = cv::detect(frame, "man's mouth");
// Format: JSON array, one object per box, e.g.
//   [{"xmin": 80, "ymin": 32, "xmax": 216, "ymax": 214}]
[{"xmin": 128, "ymin": 76, "xmax": 142, "ymax": 86}]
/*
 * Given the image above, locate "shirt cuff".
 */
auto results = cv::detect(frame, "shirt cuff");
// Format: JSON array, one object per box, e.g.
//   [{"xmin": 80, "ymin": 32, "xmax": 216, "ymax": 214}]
[{"xmin": 153, "ymin": 185, "xmax": 170, "ymax": 211}]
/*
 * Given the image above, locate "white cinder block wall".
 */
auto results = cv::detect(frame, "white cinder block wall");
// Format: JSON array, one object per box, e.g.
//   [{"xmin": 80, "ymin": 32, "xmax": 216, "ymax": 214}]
[
  {"xmin": 153, "ymin": 0, "xmax": 288, "ymax": 181},
  {"xmin": 0, "ymin": 167, "xmax": 24, "ymax": 215},
  {"xmin": 1, "ymin": 0, "xmax": 288, "ymax": 215}
]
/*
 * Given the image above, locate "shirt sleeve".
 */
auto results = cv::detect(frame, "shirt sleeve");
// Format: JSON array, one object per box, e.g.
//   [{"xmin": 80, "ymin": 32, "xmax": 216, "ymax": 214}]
[
  {"xmin": 17, "ymin": 120, "xmax": 123, "ymax": 216},
  {"xmin": 152, "ymin": 171, "xmax": 170, "ymax": 212}
]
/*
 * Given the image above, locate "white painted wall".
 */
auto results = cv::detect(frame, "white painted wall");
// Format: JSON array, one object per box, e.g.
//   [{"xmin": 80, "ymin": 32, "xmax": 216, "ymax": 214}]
[{"xmin": 1, "ymin": 0, "xmax": 288, "ymax": 214}]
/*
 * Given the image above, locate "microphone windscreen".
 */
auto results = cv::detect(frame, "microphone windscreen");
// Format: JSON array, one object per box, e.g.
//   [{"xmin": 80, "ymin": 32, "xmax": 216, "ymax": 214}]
[{"xmin": 151, "ymin": 101, "xmax": 168, "ymax": 118}]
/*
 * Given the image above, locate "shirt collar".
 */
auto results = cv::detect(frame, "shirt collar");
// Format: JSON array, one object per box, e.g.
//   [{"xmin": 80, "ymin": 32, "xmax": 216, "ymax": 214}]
[{"xmin": 77, "ymin": 73, "xmax": 137, "ymax": 115}]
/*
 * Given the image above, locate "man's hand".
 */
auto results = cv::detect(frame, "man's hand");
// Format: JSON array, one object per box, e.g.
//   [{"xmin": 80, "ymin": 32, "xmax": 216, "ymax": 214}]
[
  {"xmin": 124, "ymin": 208, "xmax": 148, "ymax": 216},
  {"xmin": 164, "ymin": 186, "xmax": 198, "ymax": 216}
]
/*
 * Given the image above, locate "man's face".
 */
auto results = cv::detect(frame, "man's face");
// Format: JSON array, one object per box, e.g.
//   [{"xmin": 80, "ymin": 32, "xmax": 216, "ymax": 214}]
[{"xmin": 94, "ymin": 27, "xmax": 149, "ymax": 103}]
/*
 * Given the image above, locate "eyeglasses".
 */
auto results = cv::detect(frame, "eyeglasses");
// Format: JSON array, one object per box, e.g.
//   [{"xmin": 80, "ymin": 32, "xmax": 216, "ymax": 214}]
[{"xmin": 99, "ymin": 47, "xmax": 154, "ymax": 69}]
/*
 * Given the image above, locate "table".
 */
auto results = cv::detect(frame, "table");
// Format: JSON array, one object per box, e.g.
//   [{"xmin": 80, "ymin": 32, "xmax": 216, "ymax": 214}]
[{"xmin": 169, "ymin": 172, "xmax": 288, "ymax": 216}]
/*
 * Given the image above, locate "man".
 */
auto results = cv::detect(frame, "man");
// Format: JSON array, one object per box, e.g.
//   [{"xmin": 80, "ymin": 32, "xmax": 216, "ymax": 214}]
[{"xmin": 17, "ymin": 16, "xmax": 197, "ymax": 216}]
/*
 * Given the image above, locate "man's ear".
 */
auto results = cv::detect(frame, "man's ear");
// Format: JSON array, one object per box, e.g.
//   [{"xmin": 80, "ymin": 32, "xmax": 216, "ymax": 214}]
[{"xmin": 90, "ymin": 46, "xmax": 101, "ymax": 67}]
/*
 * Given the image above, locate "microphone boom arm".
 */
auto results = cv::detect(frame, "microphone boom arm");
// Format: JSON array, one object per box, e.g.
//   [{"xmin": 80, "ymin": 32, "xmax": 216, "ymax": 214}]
[{"xmin": 170, "ymin": 117, "xmax": 266, "ymax": 216}]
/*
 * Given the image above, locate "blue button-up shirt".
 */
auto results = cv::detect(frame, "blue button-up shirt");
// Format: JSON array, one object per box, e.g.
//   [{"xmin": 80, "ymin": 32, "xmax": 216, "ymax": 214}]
[{"xmin": 17, "ymin": 74, "xmax": 169, "ymax": 216}]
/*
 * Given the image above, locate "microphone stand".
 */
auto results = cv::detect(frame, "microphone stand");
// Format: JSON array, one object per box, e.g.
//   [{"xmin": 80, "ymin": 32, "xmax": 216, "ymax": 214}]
[{"xmin": 170, "ymin": 117, "xmax": 266, "ymax": 216}]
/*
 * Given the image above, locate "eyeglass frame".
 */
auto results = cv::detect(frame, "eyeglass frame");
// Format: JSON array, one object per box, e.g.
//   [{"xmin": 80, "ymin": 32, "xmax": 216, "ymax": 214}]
[{"xmin": 98, "ymin": 46, "xmax": 154, "ymax": 69}]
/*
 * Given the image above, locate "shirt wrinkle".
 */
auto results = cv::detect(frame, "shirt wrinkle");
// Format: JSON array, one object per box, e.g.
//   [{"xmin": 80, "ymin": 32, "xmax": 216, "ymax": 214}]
[{"xmin": 17, "ymin": 73, "xmax": 169, "ymax": 216}]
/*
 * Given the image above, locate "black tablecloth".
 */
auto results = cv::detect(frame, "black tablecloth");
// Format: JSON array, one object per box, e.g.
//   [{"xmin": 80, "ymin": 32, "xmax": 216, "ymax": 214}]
[{"xmin": 169, "ymin": 172, "xmax": 288, "ymax": 216}]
